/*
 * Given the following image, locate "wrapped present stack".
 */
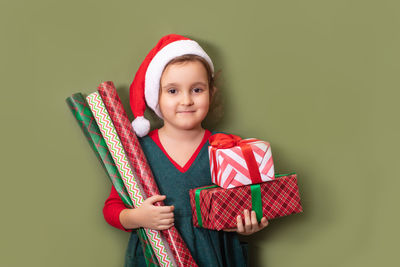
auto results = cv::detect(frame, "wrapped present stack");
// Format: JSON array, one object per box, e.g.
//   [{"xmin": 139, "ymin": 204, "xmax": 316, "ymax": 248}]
[{"xmin": 189, "ymin": 133, "xmax": 303, "ymax": 230}]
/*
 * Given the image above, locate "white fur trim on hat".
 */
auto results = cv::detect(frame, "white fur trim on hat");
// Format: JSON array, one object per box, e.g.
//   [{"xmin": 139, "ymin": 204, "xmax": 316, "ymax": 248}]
[
  {"xmin": 144, "ymin": 39, "xmax": 214, "ymax": 118},
  {"xmin": 131, "ymin": 116, "xmax": 150, "ymax": 137}
]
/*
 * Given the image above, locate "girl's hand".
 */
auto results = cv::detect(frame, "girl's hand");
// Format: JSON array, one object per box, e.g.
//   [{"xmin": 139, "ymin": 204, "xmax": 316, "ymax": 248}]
[
  {"xmin": 223, "ymin": 209, "xmax": 269, "ymax": 235},
  {"xmin": 120, "ymin": 195, "xmax": 175, "ymax": 230}
]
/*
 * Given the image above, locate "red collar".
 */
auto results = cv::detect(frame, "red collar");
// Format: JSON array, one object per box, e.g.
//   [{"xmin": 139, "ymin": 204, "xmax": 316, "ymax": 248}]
[{"xmin": 149, "ymin": 129, "xmax": 211, "ymax": 173}]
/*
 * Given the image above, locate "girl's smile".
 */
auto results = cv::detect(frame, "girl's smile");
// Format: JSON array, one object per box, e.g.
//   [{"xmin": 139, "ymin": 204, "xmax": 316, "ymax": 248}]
[{"xmin": 159, "ymin": 60, "xmax": 210, "ymax": 131}]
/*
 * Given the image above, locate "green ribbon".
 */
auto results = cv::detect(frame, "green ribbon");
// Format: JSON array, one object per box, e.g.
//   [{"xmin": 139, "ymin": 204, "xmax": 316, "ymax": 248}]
[
  {"xmin": 250, "ymin": 184, "xmax": 263, "ymax": 221},
  {"xmin": 275, "ymin": 172, "xmax": 296, "ymax": 178},
  {"xmin": 249, "ymin": 173, "xmax": 296, "ymax": 221},
  {"xmin": 195, "ymin": 185, "xmax": 218, "ymax": 227}
]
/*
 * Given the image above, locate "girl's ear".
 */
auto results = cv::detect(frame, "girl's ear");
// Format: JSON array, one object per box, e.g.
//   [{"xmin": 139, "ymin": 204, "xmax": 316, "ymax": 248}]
[{"xmin": 210, "ymin": 86, "xmax": 218, "ymax": 99}]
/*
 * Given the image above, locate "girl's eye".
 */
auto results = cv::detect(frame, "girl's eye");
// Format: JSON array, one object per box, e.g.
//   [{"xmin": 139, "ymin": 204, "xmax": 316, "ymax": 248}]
[
  {"xmin": 193, "ymin": 88, "xmax": 203, "ymax": 93},
  {"xmin": 168, "ymin": 88, "xmax": 177, "ymax": 94}
]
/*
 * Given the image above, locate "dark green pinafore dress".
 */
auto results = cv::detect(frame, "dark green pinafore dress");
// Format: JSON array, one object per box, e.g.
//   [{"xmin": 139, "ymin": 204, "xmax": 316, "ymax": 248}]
[{"xmin": 124, "ymin": 132, "xmax": 248, "ymax": 267}]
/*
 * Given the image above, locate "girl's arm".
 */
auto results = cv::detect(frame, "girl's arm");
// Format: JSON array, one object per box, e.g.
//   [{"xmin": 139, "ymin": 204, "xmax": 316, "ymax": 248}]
[{"xmin": 103, "ymin": 186, "xmax": 132, "ymax": 232}]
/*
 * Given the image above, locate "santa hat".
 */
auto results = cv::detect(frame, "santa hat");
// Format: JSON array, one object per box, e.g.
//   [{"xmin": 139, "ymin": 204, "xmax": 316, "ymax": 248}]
[{"xmin": 129, "ymin": 34, "xmax": 214, "ymax": 137}]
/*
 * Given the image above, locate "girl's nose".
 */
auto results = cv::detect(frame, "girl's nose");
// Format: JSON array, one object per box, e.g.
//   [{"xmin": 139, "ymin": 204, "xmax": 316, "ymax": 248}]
[{"xmin": 181, "ymin": 92, "xmax": 194, "ymax": 106}]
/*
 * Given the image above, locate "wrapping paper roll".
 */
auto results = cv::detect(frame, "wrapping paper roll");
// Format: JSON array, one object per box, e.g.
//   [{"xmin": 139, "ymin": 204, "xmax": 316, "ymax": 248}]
[
  {"xmin": 97, "ymin": 81, "xmax": 197, "ymax": 267},
  {"xmin": 86, "ymin": 92, "xmax": 175, "ymax": 267},
  {"xmin": 66, "ymin": 93, "xmax": 159, "ymax": 267}
]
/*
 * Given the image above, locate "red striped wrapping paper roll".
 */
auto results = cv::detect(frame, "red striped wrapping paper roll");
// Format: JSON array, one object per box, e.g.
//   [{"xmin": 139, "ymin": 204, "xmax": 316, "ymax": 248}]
[{"xmin": 98, "ymin": 81, "xmax": 198, "ymax": 267}]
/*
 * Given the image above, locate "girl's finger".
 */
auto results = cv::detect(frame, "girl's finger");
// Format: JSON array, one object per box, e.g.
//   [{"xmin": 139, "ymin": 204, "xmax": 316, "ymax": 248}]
[
  {"xmin": 260, "ymin": 217, "xmax": 269, "ymax": 228},
  {"xmin": 159, "ymin": 218, "xmax": 174, "ymax": 225},
  {"xmin": 223, "ymin": 228, "xmax": 237, "ymax": 232},
  {"xmin": 157, "ymin": 223, "xmax": 174, "ymax": 230},
  {"xmin": 145, "ymin": 195, "xmax": 166, "ymax": 204},
  {"xmin": 158, "ymin": 205, "xmax": 174, "ymax": 213},
  {"xmin": 251, "ymin": 211, "xmax": 258, "ymax": 230},
  {"xmin": 244, "ymin": 210, "xmax": 252, "ymax": 233},
  {"xmin": 236, "ymin": 215, "xmax": 244, "ymax": 233},
  {"xmin": 159, "ymin": 212, "xmax": 174, "ymax": 219}
]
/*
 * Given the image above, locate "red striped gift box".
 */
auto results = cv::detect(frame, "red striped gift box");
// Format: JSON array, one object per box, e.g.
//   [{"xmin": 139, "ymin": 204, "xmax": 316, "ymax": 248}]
[
  {"xmin": 209, "ymin": 133, "xmax": 275, "ymax": 189},
  {"xmin": 189, "ymin": 174, "xmax": 303, "ymax": 230}
]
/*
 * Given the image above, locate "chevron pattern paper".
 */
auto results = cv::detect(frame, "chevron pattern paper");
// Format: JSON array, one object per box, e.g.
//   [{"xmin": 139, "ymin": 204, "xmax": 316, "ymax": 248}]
[
  {"xmin": 209, "ymin": 139, "xmax": 275, "ymax": 189},
  {"xmin": 86, "ymin": 92, "xmax": 175, "ymax": 267},
  {"xmin": 97, "ymin": 81, "xmax": 197, "ymax": 267},
  {"xmin": 189, "ymin": 174, "xmax": 303, "ymax": 230}
]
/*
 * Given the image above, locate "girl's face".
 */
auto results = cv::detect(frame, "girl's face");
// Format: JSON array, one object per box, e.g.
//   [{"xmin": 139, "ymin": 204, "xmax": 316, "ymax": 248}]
[{"xmin": 159, "ymin": 60, "xmax": 210, "ymax": 132}]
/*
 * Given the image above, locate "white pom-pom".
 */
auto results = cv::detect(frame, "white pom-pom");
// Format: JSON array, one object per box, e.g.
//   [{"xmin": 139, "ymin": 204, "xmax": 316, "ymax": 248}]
[{"xmin": 131, "ymin": 116, "xmax": 150, "ymax": 137}]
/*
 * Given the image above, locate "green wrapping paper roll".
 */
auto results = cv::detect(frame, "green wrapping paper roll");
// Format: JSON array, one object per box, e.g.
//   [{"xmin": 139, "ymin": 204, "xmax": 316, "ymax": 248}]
[
  {"xmin": 66, "ymin": 93, "xmax": 131, "ymax": 204},
  {"xmin": 66, "ymin": 93, "xmax": 159, "ymax": 267}
]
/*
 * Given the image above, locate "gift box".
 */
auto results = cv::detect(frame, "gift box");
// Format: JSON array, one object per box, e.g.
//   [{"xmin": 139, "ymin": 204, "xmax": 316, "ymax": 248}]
[
  {"xmin": 189, "ymin": 173, "xmax": 302, "ymax": 230},
  {"xmin": 209, "ymin": 133, "xmax": 275, "ymax": 189}
]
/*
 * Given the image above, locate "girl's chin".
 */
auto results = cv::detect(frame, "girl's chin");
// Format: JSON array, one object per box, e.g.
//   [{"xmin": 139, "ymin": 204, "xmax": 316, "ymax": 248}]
[
  {"xmin": 167, "ymin": 123, "xmax": 203, "ymax": 131},
  {"xmin": 179, "ymin": 125, "xmax": 202, "ymax": 131},
  {"xmin": 163, "ymin": 116, "xmax": 207, "ymax": 131}
]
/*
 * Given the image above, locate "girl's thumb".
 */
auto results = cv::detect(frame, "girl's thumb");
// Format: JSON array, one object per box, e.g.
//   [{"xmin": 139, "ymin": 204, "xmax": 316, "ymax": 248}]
[{"xmin": 145, "ymin": 195, "xmax": 166, "ymax": 204}]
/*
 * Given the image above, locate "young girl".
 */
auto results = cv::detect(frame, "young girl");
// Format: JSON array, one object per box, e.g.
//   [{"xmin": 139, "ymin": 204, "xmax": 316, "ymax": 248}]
[{"xmin": 103, "ymin": 34, "xmax": 269, "ymax": 267}]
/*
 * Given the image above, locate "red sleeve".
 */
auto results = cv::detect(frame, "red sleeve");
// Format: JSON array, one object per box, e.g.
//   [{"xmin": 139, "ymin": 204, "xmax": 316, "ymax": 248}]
[{"xmin": 103, "ymin": 185, "xmax": 132, "ymax": 232}]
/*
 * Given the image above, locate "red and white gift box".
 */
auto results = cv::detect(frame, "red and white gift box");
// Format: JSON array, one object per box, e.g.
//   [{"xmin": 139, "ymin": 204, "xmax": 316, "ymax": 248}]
[{"xmin": 208, "ymin": 133, "xmax": 275, "ymax": 189}]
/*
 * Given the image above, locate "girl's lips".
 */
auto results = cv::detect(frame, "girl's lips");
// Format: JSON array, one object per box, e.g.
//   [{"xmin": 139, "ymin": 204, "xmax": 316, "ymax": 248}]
[{"xmin": 177, "ymin": 110, "xmax": 195, "ymax": 113}]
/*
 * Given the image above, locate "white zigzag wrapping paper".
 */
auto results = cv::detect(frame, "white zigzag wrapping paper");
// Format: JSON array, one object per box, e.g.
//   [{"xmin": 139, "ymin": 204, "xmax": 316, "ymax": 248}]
[
  {"xmin": 209, "ymin": 139, "xmax": 275, "ymax": 189},
  {"xmin": 87, "ymin": 92, "xmax": 175, "ymax": 267}
]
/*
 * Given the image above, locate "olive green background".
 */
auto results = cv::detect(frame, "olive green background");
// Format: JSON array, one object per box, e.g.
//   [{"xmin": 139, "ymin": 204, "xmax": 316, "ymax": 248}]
[{"xmin": 1, "ymin": 0, "xmax": 399, "ymax": 266}]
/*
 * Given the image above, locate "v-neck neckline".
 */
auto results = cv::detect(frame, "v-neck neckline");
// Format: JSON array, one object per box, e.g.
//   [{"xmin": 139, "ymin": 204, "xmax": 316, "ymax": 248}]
[{"xmin": 149, "ymin": 129, "xmax": 211, "ymax": 173}]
